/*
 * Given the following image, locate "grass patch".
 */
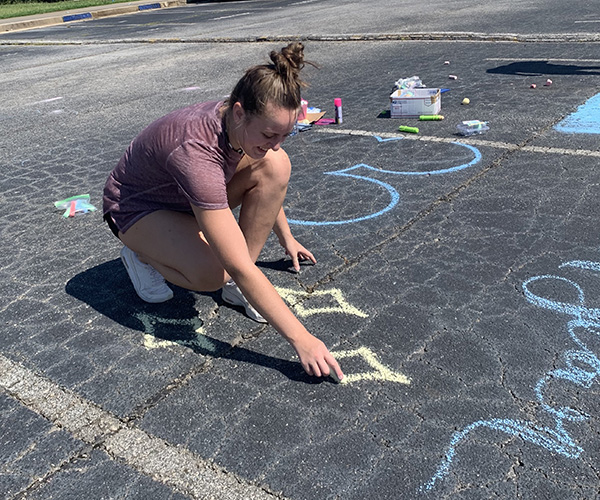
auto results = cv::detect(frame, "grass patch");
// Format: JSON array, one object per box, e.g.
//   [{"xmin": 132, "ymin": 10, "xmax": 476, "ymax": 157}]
[{"xmin": 0, "ymin": 0, "xmax": 136, "ymax": 19}]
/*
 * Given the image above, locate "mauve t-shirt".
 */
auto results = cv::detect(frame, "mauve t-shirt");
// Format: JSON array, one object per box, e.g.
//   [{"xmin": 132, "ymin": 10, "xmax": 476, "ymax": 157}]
[{"xmin": 103, "ymin": 100, "xmax": 243, "ymax": 233}]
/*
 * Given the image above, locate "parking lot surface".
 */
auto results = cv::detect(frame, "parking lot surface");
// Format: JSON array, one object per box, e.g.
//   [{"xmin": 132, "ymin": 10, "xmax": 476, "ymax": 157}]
[{"xmin": 1, "ymin": 1, "xmax": 599, "ymax": 498}]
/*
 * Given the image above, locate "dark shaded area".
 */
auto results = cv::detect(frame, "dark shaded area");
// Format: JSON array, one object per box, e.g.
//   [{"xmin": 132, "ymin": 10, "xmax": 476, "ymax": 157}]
[
  {"xmin": 65, "ymin": 260, "xmax": 327, "ymax": 384},
  {"xmin": 255, "ymin": 257, "xmax": 315, "ymax": 273},
  {"xmin": 487, "ymin": 60, "xmax": 600, "ymax": 76}
]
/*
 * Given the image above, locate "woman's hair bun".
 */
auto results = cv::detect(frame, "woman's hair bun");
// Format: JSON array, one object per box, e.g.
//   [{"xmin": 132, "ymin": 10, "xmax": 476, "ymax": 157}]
[
  {"xmin": 270, "ymin": 42, "xmax": 305, "ymax": 81},
  {"xmin": 227, "ymin": 42, "xmax": 317, "ymax": 116}
]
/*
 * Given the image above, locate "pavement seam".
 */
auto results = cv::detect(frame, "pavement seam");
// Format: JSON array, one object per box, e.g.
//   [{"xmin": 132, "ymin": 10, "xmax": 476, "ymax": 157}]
[
  {"xmin": 0, "ymin": 354, "xmax": 286, "ymax": 500},
  {"xmin": 2, "ymin": 32, "xmax": 600, "ymax": 45},
  {"xmin": 13, "ymin": 442, "xmax": 99, "ymax": 499}
]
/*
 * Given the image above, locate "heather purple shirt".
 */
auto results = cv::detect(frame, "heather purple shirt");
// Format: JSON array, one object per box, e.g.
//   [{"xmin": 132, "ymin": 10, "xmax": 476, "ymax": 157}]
[{"xmin": 103, "ymin": 100, "xmax": 243, "ymax": 233}]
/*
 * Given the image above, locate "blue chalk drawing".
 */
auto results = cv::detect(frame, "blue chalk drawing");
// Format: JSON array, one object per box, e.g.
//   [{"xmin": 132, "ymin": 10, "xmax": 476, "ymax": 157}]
[
  {"xmin": 369, "ymin": 142, "xmax": 482, "ymax": 177},
  {"xmin": 288, "ymin": 138, "xmax": 481, "ymax": 226},
  {"xmin": 374, "ymin": 135, "xmax": 403, "ymax": 143},
  {"xmin": 423, "ymin": 259, "xmax": 600, "ymax": 491},
  {"xmin": 555, "ymin": 92, "xmax": 600, "ymax": 134},
  {"xmin": 288, "ymin": 165, "xmax": 400, "ymax": 226}
]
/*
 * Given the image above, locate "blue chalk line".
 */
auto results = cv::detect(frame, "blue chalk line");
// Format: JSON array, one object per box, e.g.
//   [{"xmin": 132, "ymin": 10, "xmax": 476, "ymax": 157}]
[{"xmin": 288, "ymin": 137, "xmax": 481, "ymax": 226}]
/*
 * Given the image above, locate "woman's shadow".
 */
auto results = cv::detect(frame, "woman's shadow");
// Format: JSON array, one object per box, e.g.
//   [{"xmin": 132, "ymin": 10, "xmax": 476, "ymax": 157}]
[
  {"xmin": 487, "ymin": 60, "xmax": 600, "ymax": 76},
  {"xmin": 66, "ymin": 259, "xmax": 322, "ymax": 383}
]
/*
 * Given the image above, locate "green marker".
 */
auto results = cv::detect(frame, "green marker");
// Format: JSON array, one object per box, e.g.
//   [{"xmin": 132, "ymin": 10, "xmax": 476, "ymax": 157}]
[
  {"xmin": 419, "ymin": 115, "xmax": 444, "ymax": 121},
  {"xmin": 398, "ymin": 125, "xmax": 419, "ymax": 134}
]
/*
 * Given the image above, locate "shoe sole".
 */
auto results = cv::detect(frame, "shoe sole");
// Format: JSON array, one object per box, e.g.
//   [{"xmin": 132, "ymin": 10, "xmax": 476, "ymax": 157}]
[{"xmin": 120, "ymin": 249, "xmax": 173, "ymax": 303}]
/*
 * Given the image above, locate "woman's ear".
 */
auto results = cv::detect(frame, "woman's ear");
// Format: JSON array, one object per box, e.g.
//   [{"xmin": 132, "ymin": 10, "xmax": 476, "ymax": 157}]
[{"xmin": 232, "ymin": 101, "xmax": 246, "ymax": 126}]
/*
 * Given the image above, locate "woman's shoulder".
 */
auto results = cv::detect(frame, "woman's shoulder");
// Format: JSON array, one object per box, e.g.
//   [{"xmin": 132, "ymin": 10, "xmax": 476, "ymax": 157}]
[
  {"xmin": 175, "ymin": 100, "xmax": 225, "ymax": 140},
  {"xmin": 177, "ymin": 100, "xmax": 223, "ymax": 122}
]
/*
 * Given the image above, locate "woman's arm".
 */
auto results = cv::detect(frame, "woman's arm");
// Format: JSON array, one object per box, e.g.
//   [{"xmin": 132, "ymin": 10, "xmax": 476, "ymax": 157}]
[
  {"xmin": 273, "ymin": 207, "xmax": 317, "ymax": 272},
  {"xmin": 193, "ymin": 205, "xmax": 343, "ymax": 380}
]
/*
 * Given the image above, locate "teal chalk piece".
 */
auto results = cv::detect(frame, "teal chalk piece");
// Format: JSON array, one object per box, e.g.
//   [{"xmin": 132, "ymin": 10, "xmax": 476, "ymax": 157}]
[{"xmin": 555, "ymin": 92, "xmax": 600, "ymax": 134}]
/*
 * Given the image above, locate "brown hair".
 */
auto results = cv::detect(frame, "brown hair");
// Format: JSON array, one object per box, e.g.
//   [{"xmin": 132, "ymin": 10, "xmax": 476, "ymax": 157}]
[{"xmin": 227, "ymin": 42, "xmax": 313, "ymax": 116}]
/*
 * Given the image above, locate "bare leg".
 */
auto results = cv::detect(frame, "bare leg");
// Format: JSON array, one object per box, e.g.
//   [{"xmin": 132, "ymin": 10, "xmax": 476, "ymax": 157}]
[
  {"xmin": 118, "ymin": 148, "xmax": 290, "ymax": 292},
  {"xmin": 227, "ymin": 148, "xmax": 291, "ymax": 263},
  {"xmin": 119, "ymin": 210, "xmax": 228, "ymax": 292}
]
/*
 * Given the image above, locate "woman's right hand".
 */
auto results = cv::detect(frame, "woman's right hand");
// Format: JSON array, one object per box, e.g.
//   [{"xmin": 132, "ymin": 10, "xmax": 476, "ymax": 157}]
[{"xmin": 290, "ymin": 333, "xmax": 344, "ymax": 381}]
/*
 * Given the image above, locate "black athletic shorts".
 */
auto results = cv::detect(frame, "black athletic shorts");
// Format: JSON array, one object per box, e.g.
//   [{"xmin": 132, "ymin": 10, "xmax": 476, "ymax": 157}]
[{"xmin": 104, "ymin": 212, "xmax": 121, "ymax": 239}]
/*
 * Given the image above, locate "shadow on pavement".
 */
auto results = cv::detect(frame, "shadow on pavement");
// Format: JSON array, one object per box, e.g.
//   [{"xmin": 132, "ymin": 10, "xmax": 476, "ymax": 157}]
[
  {"xmin": 66, "ymin": 259, "xmax": 323, "ymax": 384},
  {"xmin": 487, "ymin": 60, "xmax": 600, "ymax": 76}
]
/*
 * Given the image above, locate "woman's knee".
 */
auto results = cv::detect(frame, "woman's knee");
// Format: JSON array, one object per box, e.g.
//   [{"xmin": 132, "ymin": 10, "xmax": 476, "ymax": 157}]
[
  {"xmin": 256, "ymin": 148, "xmax": 291, "ymax": 189},
  {"xmin": 183, "ymin": 264, "xmax": 228, "ymax": 292},
  {"xmin": 270, "ymin": 148, "xmax": 292, "ymax": 182}
]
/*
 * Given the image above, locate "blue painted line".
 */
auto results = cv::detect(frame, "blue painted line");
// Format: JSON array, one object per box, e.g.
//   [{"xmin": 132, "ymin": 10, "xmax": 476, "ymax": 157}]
[
  {"xmin": 62, "ymin": 12, "xmax": 92, "ymax": 22},
  {"xmin": 138, "ymin": 3, "xmax": 161, "ymax": 10},
  {"xmin": 555, "ymin": 92, "xmax": 600, "ymax": 134}
]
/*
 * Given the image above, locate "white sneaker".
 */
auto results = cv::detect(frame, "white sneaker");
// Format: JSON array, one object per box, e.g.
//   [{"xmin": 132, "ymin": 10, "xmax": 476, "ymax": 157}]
[
  {"xmin": 120, "ymin": 246, "xmax": 173, "ymax": 303},
  {"xmin": 221, "ymin": 280, "xmax": 267, "ymax": 323}
]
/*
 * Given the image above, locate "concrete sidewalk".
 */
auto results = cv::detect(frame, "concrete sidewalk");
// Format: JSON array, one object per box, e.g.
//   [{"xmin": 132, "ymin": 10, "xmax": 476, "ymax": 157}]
[{"xmin": 0, "ymin": 0, "xmax": 186, "ymax": 33}]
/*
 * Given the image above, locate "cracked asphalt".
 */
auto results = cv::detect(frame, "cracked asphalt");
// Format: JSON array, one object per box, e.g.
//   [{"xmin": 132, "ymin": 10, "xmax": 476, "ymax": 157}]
[{"xmin": 1, "ymin": 0, "xmax": 599, "ymax": 498}]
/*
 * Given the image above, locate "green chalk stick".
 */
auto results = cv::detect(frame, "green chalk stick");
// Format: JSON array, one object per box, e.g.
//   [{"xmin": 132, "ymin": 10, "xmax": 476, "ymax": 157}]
[
  {"xmin": 419, "ymin": 115, "xmax": 444, "ymax": 121},
  {"xmin": 398, "ymin": 125, "xmax": 419, "ymax": 134}
]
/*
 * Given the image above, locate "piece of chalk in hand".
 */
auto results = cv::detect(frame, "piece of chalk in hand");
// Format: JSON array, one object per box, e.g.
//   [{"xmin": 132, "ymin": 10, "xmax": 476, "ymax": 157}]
[{"xmin": 329, "ymin": 370, "xmax": 341, "ymax": 383}]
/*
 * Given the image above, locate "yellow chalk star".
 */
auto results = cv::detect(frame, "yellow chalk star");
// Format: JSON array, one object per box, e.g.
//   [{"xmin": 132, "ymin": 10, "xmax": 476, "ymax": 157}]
[
  {"xmin": 275, "ymin": 287, "xmax": 368, "ymax": 318},
  {"xmin": 332, "ymin": 347, "xmax": 411, "ymax": 385},
  {"xmin": 133, "ymin": 312, "xmax": 218, "ymax": 352}
]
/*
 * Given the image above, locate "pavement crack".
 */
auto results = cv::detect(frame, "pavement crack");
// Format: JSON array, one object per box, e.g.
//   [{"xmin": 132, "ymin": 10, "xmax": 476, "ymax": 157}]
[{"xmin": 13, "ymin": 442, "xmax": 99, "ymax": 500}]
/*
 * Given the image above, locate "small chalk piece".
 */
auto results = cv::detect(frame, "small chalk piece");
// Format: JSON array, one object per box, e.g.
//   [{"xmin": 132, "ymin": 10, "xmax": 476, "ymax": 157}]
[
  {"xmin": 448, "ymin": 74, "xmax": 458, "ymax": 80},
  {"xmin": 544, "ymin": 79, "xmax": 553, "ymax": 86},
  {"xmin": 329, "ymin": 370, "xmax": 341, "ymax": 383},
  {"xmin": 398, "ymin": 125, "xmax": 419, "ymax": 134},
  {"xmin": 461, "ymin": 98, "xmax": 470, "ymax": 105},
  {"xmin": 444, "ymin": 61, "xmax": 450, "ymax": 65},
  {"xmin": 530, "ymin": 83, "xmax": 537, "ymax": 89}
]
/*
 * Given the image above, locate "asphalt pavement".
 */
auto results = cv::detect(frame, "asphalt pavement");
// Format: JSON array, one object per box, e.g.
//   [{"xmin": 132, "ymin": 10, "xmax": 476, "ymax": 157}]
[{"xmin": 1, "ymin": 1, "xmax": 600, "ymax": 499}]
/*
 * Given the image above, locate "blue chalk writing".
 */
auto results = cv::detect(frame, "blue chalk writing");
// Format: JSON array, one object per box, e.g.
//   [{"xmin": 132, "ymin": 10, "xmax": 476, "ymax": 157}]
[
  {"xmin": 288, "ymin": 137, "xmax": 481, "ymax": 226},
  {"xmin": 423, "ymin": 258, "xmax": 600, "ymax": 491}
]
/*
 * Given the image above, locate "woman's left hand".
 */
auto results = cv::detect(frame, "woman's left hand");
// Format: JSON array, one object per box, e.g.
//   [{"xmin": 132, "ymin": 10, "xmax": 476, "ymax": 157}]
[{"xmin": 280, "ymin": 236, "xmax": 316, "ymax": 272}]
